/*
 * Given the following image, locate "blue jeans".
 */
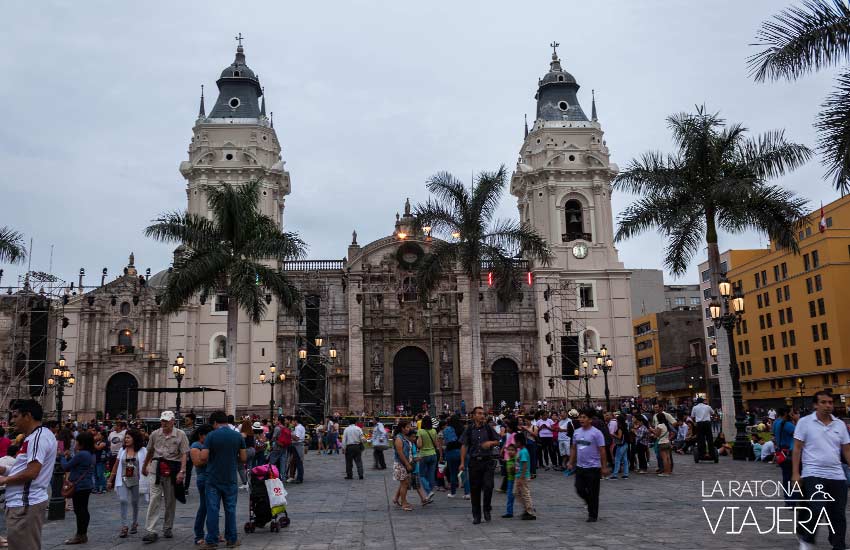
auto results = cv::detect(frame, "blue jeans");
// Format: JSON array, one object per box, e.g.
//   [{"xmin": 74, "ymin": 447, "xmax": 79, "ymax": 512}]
[
  {"xmin": 612, "ymin": 444, "xmax": 629, "ymax": 477},
  {"xmin": 268, "ymin": 448, "xmax": 289, "ymax": 479},
  {"xmin": 419, "ymin": 454, "xmax": 438, "ymax": 494},
  {"xmin": 291, "ymin": 444, "xmax": 304, "ymax": 482},
  {"xmin": 94, "ymin": 462, "xmax": 106, "ymax": 492},
  {"xmin": 525, "ymin": 439, "xmax": 537, "ymax": 475},
  {"xmin": 205, "ymin": 482, "xmax": 238, "ymax": 545},
  {"xmin": 194, "ymin": 477, "xmax": 207, "ymax": 541},
  {"xmin": 506, "ymin": 479, "xmax": 515, "ymax": 515},
  {"xmin": 445, "ymin": 449, "xmax": 470, "ymax": 495}
]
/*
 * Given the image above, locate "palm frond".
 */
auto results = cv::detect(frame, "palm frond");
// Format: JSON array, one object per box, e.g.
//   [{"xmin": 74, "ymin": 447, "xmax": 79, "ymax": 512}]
[
  {"xmin": 425, "ymin": 172, "xmax": 470, "ymax": 217},
  {"xmin": 159, "ymin": 248, "xmax": 231, "ymax": 314},
  {"xmin": 749, "ymin": 0, "xmax": 850, "ymax": 82},
  {"xmin": 663, "ymin": 210, "xmax": 707, "ymax": 277},
  {"xmin": 717, "ymin": 184, "xmax": 809, "ymax": 252},
  {"xmin": 206, "ymin": 180, "xmax": 263, "ymax": 246},
  {"xmin": 413, "ymin": 200, "xmax": 462, "ymax": 238},
  {"xmin": 243, "ymin": 228, "xmax": 308, "ymax": 262},
  {"xmin": 481, "ymin": 244, "xmax": 523, "ymax": 304},
  {"xmin": 483, "ymin": 220, "xmax": 552, "ymax": 266},
  {"xmin": 0, "ymin": 227, "xmax": 26, "ymax": 264},
  {"xmin": 415, "ymin": 240, "xmax": 458, "ymax": 300},
  {"xmin": 816, "ymin": 68, "xmax": 850, "ymax": 194},
  {"xmin": 469, "ymin": 166, "xmax": 507, "ymax": 227},
  {"xmin": 144, "ymin": 212, "xmax": 221, "ymax": 251},
  {"xmin": 226, "ymin": 259, "xmax": 268, "ymax": 323},
  {"xmin": 615, "ymin": 192, "xmax": 698, "ymax": 243},
  {"xmin": 612, "ymin": 152, "xmax": 682, "ymax": 196},
  {"xmin": 736, "ymin": 129, "xmax": 814, "ymax": 180},
  {"xmin": 254, "ymin": 263, "xmax": 303, "ymax": 319}
]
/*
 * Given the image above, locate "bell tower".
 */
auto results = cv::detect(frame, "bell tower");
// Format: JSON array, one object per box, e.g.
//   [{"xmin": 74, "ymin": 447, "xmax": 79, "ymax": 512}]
[
  {"xmin": 511, "ymin": 43, "xmax": 634, "ymax": 408},
  {"xmin": 179, "ymin": 36, "xmax": 291, "ymax": 229}
]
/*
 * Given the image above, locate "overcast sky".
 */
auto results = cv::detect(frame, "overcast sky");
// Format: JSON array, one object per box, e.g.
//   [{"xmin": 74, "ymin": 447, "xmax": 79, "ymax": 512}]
[{"xmin": 0, "ymin": 1, "xmax": 841, "ymax": 290}]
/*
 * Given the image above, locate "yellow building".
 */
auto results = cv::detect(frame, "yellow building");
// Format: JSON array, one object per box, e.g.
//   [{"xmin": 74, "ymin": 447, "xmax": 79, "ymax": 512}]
[
  {"xmin": 727, "ymin": 194, "xmax": 850, "ymax": 412},
  {"xmin": 634, "ymin": 310, "xmax": 706, "ymax": 406}
]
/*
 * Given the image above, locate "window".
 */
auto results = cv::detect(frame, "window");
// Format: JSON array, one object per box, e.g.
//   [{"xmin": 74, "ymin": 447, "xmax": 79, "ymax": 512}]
[
  {"xmin": 120, "ymin": 302, "xmax": 131, "ymax": 316},
  {"xmin": 402, "ymin": 276, "xmax": 418, "ymax": 302},
  {"xmin": 826, "ymin": 217, "xmax": 833, "ymax": 228},
  {"xmin": 738, "ymin": 341, "xmax": 743, "ymax": 356},
  {"xmin": 761, "ymin": 270, "xmax": 767, "ymax": 286},
  {"xmin": 638, "ymin": 357, "xmax": 654, "ymax": 367},
  {"xmin": 763, "ymin": 357, "xmax": 770, "ymax": 373},
  {"xmin": 821, "ymin": 323, "xmax": 828, "ymax": 340},
  {"xmin": 766, "ymin": 313, "xmax": 772, "ymax": 328},
  {"xmin": 804, "ymin": 254, "xmax": 811, "ymax": 271},
  {"xmin": 784, "ymin": 354, "xmax": 790, "ymax": 370},
  {"xmin": 786, "ymin": 308, "xmax": 793, "ymax": 323},
  {"xmin": 757, "ymin": 294, "xmax": 764, "ymax": 309},
  {"xmin": 799, "ymin": 230, "xmax": 805, "ymax": 241},
  {"xmin": 792, "ymin": 353, "xmax": 799, "ymax": 369},
  {"xmin": 214, "ymin": 294, "xmax": 228, "ymax": 312},
  {"xmin": 759, "ymin": 315, "xmax": 765, "ymax": 330},
  {"xmin": 815, "ymin": 349, "xmax": 823, "ymax": 366},
  {"xmin": 635, "ymin": 322, "xmax": 652, "ymax": 335},
  {"xmin": 579, "ymin": 283, "xmax": 595, "ymax": 308},
  {"xmin": 705, "ymin": 307, "xmax": 711, "ymax": 319},
  {"xmin": 778, "ymin": 378, "xmax": 784, "ymax": 389},
  {"xmin": 736, "ymin": 323, "xmax": 742, "ymax": 335},
  {"xmin": 761, "ymin": 335, "xmax": 768, "ymax": 351},
  {"xmin": 742, "ymin": 319, "xmax": 748, "ymax": 334},
  {"xmin": 825, "ymin": 347, "xmax": 832, "ymax": 365},
  {"xmin": 773, "ymin": 265, "xmax": 780, "ymax": 282},
  {"xmin": 779, "ymin": 309, "xmax": 786, "ymax": 325},
  {"xmin": 806, "ymin": 226, "xmax": 812, "ymax": 237},
  {"xmin": 781, "ymin": 331, "xmax": 788, "ymax": 347},
  {"xmin": 702, "ymin": 269, "xmax": 711, "ymax": 282},
  {"xmin": 564, "ymin": 200, "xmax": 586, "ymax": 241},
  {"xmin": 809, "ymin": 300, "xmax": 817, "ymax": 317},
  {"xmin": 771, "ymin": 356, "xmax": 777, "ymax": 371},
  {"xmin": 770, "ymin": 380, "xmax": 776, "ymax": 390},
  {"xmin": 764, "ymin": 292, "xmax": 770, "ymax": 307},
  {"xmin": 690, "ymin": 297, "xmax": 701, "ymax": 306},
  {"xmin": 822, "ymin": 374, "xmax": 830, "ymax": 385},
  {"xmin": 703, "ymin": 287, "xmax": 711, "ymax": 299},
  {"xmin": 776, "ymin": 287, "xmax": 783, "ymax": 303},
  {"xmin": 817, "ymin": 298, "xmax": 825, "ymax": 315},
  {"xmin": 769, "ymin": 334, "xmax": 775, "ymax": 350},
  {"xmin": 815, "ymin": 275, "xmax": 822, "ymax": 291},
  {"xmin": 711, "ymin": 364, "xmax": 719, "ymax": 376},
  {"xmin": 721, "ymin": 261, "xmax": 728, "ymax": 273},
  {"xmin": 789, "ymin": 330, "xmax": 796, "ymax": 346},
  {"xmin": 812, "ymin": 250, "xmax": 820, "ymax": 268},
  {"xmin": 806, "ymin": 278, "xmax": 813, "ymax": 294},
  {"xmin": 781, "ymin": 262, "xmax": 788, "ymax": 279},
  {"xmin": 747, "ymin": 361, "xmax": 753, "ymax": 375},
  {"xmin": 754, "ymin": 273, "xmax": 761, "ymax": 289},
  {"xmin": 832, "ymin": 373, "xmax": 839, "ymax": 384},
  {"xmin": 784, "ymin": 286, "xmax": 790, "ymax": 301},
  {"xmin": 118, "ymin": 329, "xmax": 132, "ymax": 347},
  {"xmin": 674, "ymin": 297, "xmax": 686, "ymax": 306},
  {"xmin": 812, "ymin": 325, "xmax": 820, "ymax": 342},
  {"xmin": 707, "ymin": 326, "xmax": 715, "ymax": 338},
  {"xmin": 744, "ymin": 340, "xmax": 750, "ymax": 354}
]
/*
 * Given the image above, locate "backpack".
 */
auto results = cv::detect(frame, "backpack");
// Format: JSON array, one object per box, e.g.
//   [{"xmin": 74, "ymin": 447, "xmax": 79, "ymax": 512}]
[{"xmin": 276, "ymin": 426, "xmax": 292, "ymax": 447}]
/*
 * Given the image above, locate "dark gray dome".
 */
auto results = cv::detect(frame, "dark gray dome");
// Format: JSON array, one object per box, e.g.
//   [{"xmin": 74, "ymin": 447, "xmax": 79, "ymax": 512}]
[
  {"xmin": 534, "ymin": 52, "xmax": 588, "ymax": 122},
  {"xmin": 210, "ymin": 44, "xmax": 263, "ymax": 119}
]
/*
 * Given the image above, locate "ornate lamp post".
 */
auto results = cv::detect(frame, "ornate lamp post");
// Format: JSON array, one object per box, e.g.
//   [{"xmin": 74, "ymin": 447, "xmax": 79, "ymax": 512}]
[
  {"xmin": 709, "ymin": 276, "xmax": 748, "ymax": 460},
  {"xmin": 47, "ymin": 355, "xmax": 74, "ymax": 521},
  {"xmin": 796, "ymin": 377, "xmax": 806, "ymax": 411},
  {"xmin": 598, "ymin": 345, "xmax": 614, "ymax": 411},
  {"xmin": 574, "ymin": 358, "xmax": 598, "ymax": 407},
  {"xmin": 259, "ymin": 362, "xmax": 286, "ymax": 421},
  {"xmin": 172, "ymin": 352, "xmax": 186, "ymax": 423}
]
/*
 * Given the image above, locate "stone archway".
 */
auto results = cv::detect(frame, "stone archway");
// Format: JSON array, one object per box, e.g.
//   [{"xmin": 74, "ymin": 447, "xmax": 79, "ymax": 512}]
[
  {"xmin": 393, "ymin": 346, "xmax": 430, "ymax": 413},
  {"xmin": 491, "ymin": 358, "xmax": 520, "ymax": 408},
  {"xmin": 105, "ymin": 372, "xmax": 139, "ymax": 419}
]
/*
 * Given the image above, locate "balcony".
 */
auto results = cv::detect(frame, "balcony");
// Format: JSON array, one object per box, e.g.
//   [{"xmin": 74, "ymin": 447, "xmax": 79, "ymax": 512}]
[
  {"xmin": 283, "ymin": 260, "xmax": 345, "ymax": 271},
  {"xmin": 110, "ymin": 345, "xmax": 135, "ymax": 355},
  {"xmin": 562, "ymin": 232, "xmax": 592, "ymax": 243}
]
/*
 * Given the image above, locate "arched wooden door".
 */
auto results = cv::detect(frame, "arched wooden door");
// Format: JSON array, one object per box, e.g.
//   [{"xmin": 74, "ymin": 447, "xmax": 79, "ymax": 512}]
[
  {"xmin": 105, "ymin": 372, "xmax": 139, "ymax": 419},
  {"xmin": 393, "ymin": 346, "xmax": 431, "ymax": 412},
  {"xmin": 491, "ymin": 358, "xmax": 520, "ymax": 407}
]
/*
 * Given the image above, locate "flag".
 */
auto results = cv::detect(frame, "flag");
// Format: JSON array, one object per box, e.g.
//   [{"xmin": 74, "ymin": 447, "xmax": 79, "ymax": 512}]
[{"xmin": 819, "ymin": 202, "xmax": 827, "ymax": 233}]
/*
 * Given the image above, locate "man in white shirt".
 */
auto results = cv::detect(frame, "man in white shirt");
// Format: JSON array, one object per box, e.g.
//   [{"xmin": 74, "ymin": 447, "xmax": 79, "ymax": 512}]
[
  {"xmin": 0, "ymin": 399, "xmax": 58, "ymax": 550},
  {"xmin": 690, "ymin": 398, "xmax": 716, "ymax": 461},
  {"xmin": 557, "ymin": 412, "xmax": 575, "ymax": 470},
  {"xmin": 288, "ymin": 416, "xmax": 306, "ymax": 483},
  {"xmin": 793, "ymin": 390, "xmax": 850, "ymax": 550},
  {"xmin": 107, "ymin": 420, "xmax": 127, "ymax": 470},
  {"xmin": 768, "ymin": 408, "xmax": 777, "ymax": 421},
  {"xmin": 342, "ymin": 422, "xmax": 365, "ymax": 480}
]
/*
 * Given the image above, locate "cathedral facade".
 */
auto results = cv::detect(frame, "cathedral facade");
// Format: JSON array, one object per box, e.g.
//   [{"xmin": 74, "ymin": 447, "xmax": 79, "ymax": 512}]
[{"xmin": 54, "ymin": 43, "xmax": 634, "ymax": 421}]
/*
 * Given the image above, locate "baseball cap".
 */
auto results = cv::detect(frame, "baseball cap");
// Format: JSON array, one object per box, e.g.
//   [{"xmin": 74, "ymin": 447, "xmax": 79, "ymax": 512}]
[{"xmin": 160, "ymin": 411, "xmax": 175, "ymax": 422}]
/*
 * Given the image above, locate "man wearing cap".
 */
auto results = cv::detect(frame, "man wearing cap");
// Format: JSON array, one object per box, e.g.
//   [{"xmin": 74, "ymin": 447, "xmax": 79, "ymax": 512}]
[
  {"xmin": 141, "ymin": 411, "xmax": 189, "ymax": 543},
  {"xmin": 691, "ymin": 397, "xmax": 716, "ymax": 461}
]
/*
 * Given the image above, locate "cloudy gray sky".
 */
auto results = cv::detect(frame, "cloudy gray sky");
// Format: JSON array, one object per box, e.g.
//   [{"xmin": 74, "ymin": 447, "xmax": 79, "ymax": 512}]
[{"xmin": 0, "ymin": 1, "xmax": 841, "ymax": 289}]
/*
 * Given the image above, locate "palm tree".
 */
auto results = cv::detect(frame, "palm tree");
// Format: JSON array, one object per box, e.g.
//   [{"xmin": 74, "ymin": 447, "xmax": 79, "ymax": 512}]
[
  {"xmin": 145, "ymin": 180, "xmax": 305, "ymax": 415},
  {"xmin": 749, "ymin": 0, "xmax": 850, "ymax": 194},
  {"xmin": 613, "ymin": 107, "xmax": 811, "ymax": 433},
  {"xmin": 413, "ymin": 165, "xmax": 551, "ymax": 406},
  {"xmin": 0, "ymin": 226, "xmax": 26, "ymax": 264}
]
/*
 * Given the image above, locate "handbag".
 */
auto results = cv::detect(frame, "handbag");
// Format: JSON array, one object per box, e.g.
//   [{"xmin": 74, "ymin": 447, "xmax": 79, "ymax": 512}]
[{"xmin": 62, "ymin": 460, "xmax": 94, "ymax": 498}]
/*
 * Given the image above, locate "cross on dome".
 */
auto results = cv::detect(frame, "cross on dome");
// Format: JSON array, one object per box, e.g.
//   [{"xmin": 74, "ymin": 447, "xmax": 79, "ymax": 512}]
[{"xmin": 235, "ymin": 32, "xmax": 244, "ymax": 47}]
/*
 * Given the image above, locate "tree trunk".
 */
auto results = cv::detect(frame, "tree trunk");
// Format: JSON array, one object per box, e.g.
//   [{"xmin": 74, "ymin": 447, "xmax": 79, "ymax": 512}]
[
  {"xmin": 225, "ymin": 295, "xmax": 239, "ymax": 417},
  {"xmin": 468, "ymin": 276, "xmax": 484, "ymax": 406},
  {"xmin": 705, "ymin": 210, "xmax": 736, "ymax": 438}
]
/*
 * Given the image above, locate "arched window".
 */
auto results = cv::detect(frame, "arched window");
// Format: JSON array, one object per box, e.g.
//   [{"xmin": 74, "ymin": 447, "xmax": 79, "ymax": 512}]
[
  {"xmin": 118, "ymin": 329, "xmax": 133, "ymax": 347},
  {"xmin": 210, "ymin": 333, "xmax": 227, "ymax": 362},
  {"xmin": 402, "ymin": 276, "xmax": 418, "ymax": 302},
  {"xmin": 564, "ymin": 200, "xmax": 587, "ymax": 242}
]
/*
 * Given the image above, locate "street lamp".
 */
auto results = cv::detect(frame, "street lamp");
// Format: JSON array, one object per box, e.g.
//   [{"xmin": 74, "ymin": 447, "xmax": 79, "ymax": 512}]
[
  {"xmin": 259, "ymin": 362, "xmax": 286, "ymax": 421},
  {"xmin": 597, "ymin": 345, "xmax": 614, "ymax": 411},
  {"xmin": 709, "ymin": 276, "xmax": 748, "ymax": 460},
  {"xmin": 797, "ymin": 377, "xmax": 806, "ymax": 411},
  {"xmin": 172, "ymin": 352, "xmax": 186, "ymax": 423},
  {"xmin": 47, "ymin": 355, "xmax": 74, "ymax": 521},
  {"xmin": 574, "ymin": 357, "xmax": 598, "ymax": 407}
]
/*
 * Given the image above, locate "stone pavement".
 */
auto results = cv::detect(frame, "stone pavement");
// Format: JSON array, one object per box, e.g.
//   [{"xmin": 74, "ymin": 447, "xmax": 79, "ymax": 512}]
[{"xmin": 35, "ymin": 450, "xmax": 849, "ymax": 550}]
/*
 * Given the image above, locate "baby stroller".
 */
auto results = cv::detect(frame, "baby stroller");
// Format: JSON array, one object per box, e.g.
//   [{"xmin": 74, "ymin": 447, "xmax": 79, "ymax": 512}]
[{"xmin": 244, "ymin": 464, "xmax": 290, "ymax": 533}]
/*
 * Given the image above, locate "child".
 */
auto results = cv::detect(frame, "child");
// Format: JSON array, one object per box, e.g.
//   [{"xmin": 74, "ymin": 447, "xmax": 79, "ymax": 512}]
[
  {"xmin": 407, "ymin": 430, "xmax": 432, "ymax": 506},
  {"xmin": 502, "ymin": 444, "xmax": 517, "ymax": 518},
  {"xmin": 513, "ymin": 433, "xmax": 536, "ymax": 520},
  {"xmin": 752, "ymin": 436, "xmax": 763, "ymax": 462}
]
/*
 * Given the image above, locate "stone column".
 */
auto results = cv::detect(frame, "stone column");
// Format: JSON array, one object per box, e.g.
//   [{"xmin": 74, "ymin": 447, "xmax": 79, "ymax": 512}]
[
  {"xmin": 347, "ymin": 276, "xmax": 364, "ymax": 412},
  {"xmin": 456, "ymin": 275, "xmax": 474, "ymax": 405}
]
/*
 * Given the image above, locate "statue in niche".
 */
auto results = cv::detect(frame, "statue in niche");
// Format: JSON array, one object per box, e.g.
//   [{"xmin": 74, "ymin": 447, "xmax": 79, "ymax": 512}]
[
  {"xmin": 215, "ymin": 337, "xmax": 227, "ymax": 359},
  {"xmin": 372, "ymin": 345, "xmax": 382, "ymax": 365},
  {"xmin": 373, "ymin": 371, "xmax": 383, "ymax": 391},
  {"xmin": 441, "ymin": 369, "xmax": 451, "ymax": 389},
  {"xmin": 441, "ymin": 344, "xmax": 449, "ymax": 364},
  {"xmin": 584, "ymin": 330, "xmax": 595, "ymax": 353},
  {"xmin": 408, "ymin": 318, "xmax": 414, "ymax": 334}
]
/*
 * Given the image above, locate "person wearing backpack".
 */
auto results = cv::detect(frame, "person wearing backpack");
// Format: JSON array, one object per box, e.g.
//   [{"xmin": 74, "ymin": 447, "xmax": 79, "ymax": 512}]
[
  {"xmin": 370, "ymin": 417, "xmax": 389, "ymax": 470},
  {"xmin": 267, "ymin": 416, "xmax": 291, "ymax": 480}
]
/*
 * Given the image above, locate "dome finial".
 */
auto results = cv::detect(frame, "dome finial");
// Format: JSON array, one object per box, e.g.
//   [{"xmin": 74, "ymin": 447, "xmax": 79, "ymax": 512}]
[
  {"xmin": 550, "ymin": 41, "xmax": 560, "ymax": 60},
  {"xmin": 548, "ymin": 41, "xmax": 562, "ymax": 72},
  {"xmin": 234, "ymin": 32, "xmax": 245, "ymax": 64}
]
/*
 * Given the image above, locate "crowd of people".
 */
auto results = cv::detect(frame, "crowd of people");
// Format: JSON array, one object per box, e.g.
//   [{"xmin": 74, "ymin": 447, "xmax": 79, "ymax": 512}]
[{"xmin": 0, "ymin": 392, "xmax": 849, "ymax": 549}]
